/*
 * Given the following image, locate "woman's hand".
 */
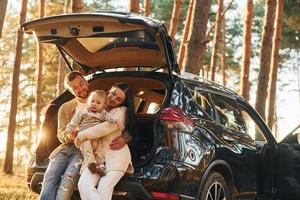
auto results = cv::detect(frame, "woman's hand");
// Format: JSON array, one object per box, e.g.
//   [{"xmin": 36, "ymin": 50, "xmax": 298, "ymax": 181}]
[{"xmin": 110, "ymin": 135, "xmax": 127, "ymax": 150}]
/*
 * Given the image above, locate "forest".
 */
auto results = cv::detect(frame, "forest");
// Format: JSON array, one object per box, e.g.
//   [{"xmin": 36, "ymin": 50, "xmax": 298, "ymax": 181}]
[{"xmin": 0, "ymin": 0, "xmax": 300, "ymax": 184}]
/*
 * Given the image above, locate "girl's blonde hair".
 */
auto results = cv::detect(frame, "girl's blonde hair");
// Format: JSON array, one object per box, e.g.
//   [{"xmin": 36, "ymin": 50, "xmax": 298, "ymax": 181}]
[{"xmin": 88, "ymin": 90, "xmax": 107, "ymax": 101}]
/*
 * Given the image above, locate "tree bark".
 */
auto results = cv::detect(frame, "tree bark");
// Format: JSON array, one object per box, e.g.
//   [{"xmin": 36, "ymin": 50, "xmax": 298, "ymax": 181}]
[
  {"xmin": 57, "ymin": 56, "xmax": 65, "ymax": 96},
  {"xmin": 169, "ymin": 0, "xmax": 182, "ymax": 41},
  {"xmin": 65, "ymin": 0, "xmax": 71, "ymax": 14},
  {"xmin": 4, "ymin": 0, "xmax": 27, "ymax": 174},
  {"xmin": 240, "ymin": 0, "xmax": 253, "ymax": 101},
  {"xmin": 72, "ymin": 0, "xmax": 83, "ymax": 13},
  {"xmin": 255, "ymin": 0, "xmax": 276, "ymax": 121},
  {"xmin": 0, "ymin": 0, "xmax": 8, "ymax": 38},
  {"xmin": 144, "ymin": 0, "xmax": 150, "ymax": 16},
  {"xmin": 35, "ymin": 0, "xmax": 45, "ymax": 133},
  {"xmin": 178, "ymin": 0, "xmax": 194, "ymax": 70},
  {"xmin": 57, "ymin": 0, "xmax": 70, "ymax": 96},
  {"xmin": 182, "ymin": 0, "xmax": 212, "ymax": 75},
  {"xmin": 266, "ymin": 0, "xmax": 283, "ymax": 130},
  {"xmin": 221, "ymin": 20, "xmax": 226, "ymax": 86},
  {"xmin": 129, "ymin": 0, "xmax": 139, "ymax": 13},
  {"xmin": 210, "ymin": 0, "xmax": 223, "ymax": 81}
]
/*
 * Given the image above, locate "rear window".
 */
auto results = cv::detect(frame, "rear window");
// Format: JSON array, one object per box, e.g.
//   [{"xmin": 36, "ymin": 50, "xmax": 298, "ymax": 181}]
[{"xmin": 77, "ymin": 30, "xmax": 159, "ymax": 53}]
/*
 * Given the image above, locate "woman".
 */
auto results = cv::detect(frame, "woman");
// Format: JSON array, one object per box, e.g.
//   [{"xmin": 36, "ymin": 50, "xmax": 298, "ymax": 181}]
[{"xmin": 77, "ymin": 82, "xmax": 136, "ymax": 200}]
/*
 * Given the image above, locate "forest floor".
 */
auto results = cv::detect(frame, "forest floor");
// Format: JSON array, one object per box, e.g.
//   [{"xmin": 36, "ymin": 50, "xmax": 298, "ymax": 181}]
[{"xmin": 0, "ymin": 164, "xmax": 39, "ymax": 200}]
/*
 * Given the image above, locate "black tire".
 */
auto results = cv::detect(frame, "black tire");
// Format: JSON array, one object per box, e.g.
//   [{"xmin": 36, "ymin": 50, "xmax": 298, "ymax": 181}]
[{"xmin": 199, "ymin": 171, "xmax": 231, "ymax": 200}]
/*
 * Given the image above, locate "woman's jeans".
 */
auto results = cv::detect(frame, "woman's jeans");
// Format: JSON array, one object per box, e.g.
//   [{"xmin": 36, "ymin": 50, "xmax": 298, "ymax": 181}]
[{"xmin": 40, "ymin": 145, "xmax": 82, "ymax": 200}]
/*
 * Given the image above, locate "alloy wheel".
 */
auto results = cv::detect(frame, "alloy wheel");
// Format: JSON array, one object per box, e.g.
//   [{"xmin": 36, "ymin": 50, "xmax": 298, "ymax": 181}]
[{"xmin": 205, "ymin": 181, "xmax": 226, "ymax": 200}]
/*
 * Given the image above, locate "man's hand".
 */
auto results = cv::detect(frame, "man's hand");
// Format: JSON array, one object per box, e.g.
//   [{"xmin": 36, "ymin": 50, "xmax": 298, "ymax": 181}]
[
  {"xmin": 66, "ymin": 129, "xmax": 78, "ymax": 141},
  {"xmin": 74, "ymin": 136, "xmax": 82, "ymax": 148},
  {"xmin": 110, "ymin": 135, "xmax": 127, "ymax": 150}
]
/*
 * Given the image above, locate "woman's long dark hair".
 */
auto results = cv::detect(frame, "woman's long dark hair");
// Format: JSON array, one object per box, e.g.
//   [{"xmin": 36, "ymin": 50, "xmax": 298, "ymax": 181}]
[{"xmin": 114, "ymin": 82, "xmax": 136, "ymax": 136}]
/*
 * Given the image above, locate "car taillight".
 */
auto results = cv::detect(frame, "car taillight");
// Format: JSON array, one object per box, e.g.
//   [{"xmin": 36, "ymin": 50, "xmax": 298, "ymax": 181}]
[
  {"xmin": 151, "ymin": 192, "xmax": 180, "ymax": 200},
  {"xmin": 160, "ymin": 107, "xmax": 194, "ymax": 132}
]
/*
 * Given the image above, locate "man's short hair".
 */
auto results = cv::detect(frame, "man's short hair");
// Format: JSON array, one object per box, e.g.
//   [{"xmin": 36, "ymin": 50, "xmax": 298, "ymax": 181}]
[{"xmin": 64, "ymin": 71, "xmax": 85, "ymax": 90}]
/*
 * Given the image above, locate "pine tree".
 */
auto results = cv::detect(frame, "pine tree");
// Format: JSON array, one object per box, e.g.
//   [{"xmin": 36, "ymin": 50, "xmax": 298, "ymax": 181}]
[
  {"xmin": 0, "ymin": 0, "xmax": 8, "ymax": 38},
  {"xmin": 255, "ymin": 0, "xmax": 276, "ymax": 121},
  {"xmin": 240, "ymin": 0, "xmax": 253, "ymax": 101},
  {"xmin": 4, "ymin": 0, "xmax": 28, "ymax": 174},
  {"xmin": 266, "ymin": 0, "xmax": 283, "ymax": 134},
  {"xmin": 169, "ymin": 0, "xmax": 182, "ymax": 41},
  {"xmin": 182, "ymin": 0, "xmax": 212, "ymax": 75}
]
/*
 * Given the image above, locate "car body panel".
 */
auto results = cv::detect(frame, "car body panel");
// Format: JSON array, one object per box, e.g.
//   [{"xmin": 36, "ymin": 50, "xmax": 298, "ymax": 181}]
[{"xmin": 20, "ymin": 12, "xmax": 178, "ymax": 74}]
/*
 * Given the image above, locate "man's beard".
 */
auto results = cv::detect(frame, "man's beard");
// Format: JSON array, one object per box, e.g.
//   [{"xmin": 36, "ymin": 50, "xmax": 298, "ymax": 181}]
[{"xmin": 77, "ymin": 89, "xmax": 88, "ymax": 99}]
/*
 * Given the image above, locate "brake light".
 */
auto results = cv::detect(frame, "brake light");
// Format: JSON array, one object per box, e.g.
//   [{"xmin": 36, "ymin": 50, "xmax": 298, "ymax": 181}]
[
  {"xmin": 151, "ymin": 192, "xmax": 180, "ymax": 200},
  {"xmin": 160, "ymin": 107, "xmax": 194, "ymax": 126}
]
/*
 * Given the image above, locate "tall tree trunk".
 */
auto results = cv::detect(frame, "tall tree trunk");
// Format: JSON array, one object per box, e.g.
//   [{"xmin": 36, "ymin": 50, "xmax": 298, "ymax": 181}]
[
  {"xmin": 129, "ymin": 0, "xmax": 139, "ymax": 13},
  {"xmin": 29, "ymin": 102, "xmax": 33, "ymax": 151},
  {"xmin": 71, "ymin": 0, "xmax": 83, "ymax": 71},
  {"xmin": 36, "ymin": 0, "xmax": 45, "ymax": 133},
  {"xmin": 240, "ymin": 0, "xmax": 253, "ymax": 101},
  {"xmin": 72, "ymin": 0, "xmax": 83, "ymax": 13},
  {"xmin": 57, "ymin": 0, "xmax": 70, "ymax": 96},
  {"xmin": 57, "ymin": 57, "xmax": 65, "ymax": 96},
  {"xmin": 144, "ymin": 0, "xmax": 150, "ymax": 16},
  {"xmin": 255, "ymin": 0, "xmax": 276, "ymax": 121},
  {"xmin": 182, "ymin": 0, "xmax": 212, "ymax": 75},
  {"xmin": 65, "ymin": 0, "xmax": 71, "ymax": 14},
  {"xmin": 210, "ymin": 0, "xmax": 223, "ymax": 81},
  {"xmin": 178, "ymin": 0, "xmax": 194, "ymax": 70},
  {"xmin": 3, "ymin": 0, "xmax": 27, "ymax": 174},
  {"xmin": 266, "ymin": 0, "xmax": 283, "ymax": 130},
  {"xmin": 221, "ymin": 20, "xmax": 226, "ymax": 86},
  {"xmin": 169, "ymin": 0, "xmax": 182, "ymax": 41},
  {"xmin": 204, "ymin": 0, "xmax": 234, "ymax": 44},
  {"xmin": 0, "ymin": 0, "xmax": 8, "ymax": 38}
]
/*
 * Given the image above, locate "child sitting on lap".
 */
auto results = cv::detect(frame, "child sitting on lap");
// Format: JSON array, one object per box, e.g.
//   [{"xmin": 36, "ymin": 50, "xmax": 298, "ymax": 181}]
[{"xmin": 65, "ymin": 90, "xmax": 124, "ymax": 175}]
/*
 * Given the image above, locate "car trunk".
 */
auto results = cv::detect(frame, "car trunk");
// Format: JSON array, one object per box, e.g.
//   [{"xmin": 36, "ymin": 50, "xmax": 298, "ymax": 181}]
[
  {"xmin": 21, "ymin": 12, "xmax": 179, "ymax": 77},
  {"xmin": 36, "ymin": 71, "xmax": 172, "ymax": 169}
]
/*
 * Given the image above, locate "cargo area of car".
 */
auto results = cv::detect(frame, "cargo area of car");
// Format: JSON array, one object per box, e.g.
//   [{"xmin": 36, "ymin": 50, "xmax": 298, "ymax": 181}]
[
  {"xmin": 36, "ymin": 72, "xmax": 172, "ymax": 165},
  {"xmin": 88, "ymin": 73, "xmax": 170, "ymax": 167}
]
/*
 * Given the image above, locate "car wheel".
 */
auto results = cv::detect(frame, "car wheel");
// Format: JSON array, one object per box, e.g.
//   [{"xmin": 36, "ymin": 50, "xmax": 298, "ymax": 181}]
[{"xmin": 200, "ymin": 171, "xmax": 231, "ymax": 200}]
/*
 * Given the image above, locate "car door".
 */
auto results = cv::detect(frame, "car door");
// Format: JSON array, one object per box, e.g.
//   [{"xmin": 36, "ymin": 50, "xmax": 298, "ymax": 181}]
[
  {"xmin": 237, "ymin": 100, "xmax": 277, "ymax": 199},
  {"xmin": 209, "ymin": 93, "xmax": 260, "ymax": 196},
  {"xmin": 277, "ymin": 130, "xmax": 300, "ymax": 200}
]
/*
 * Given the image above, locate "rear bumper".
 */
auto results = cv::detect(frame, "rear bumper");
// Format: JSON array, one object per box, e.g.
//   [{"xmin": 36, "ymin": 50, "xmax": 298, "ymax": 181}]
[
  {"xmin": 27, "ymin": 172, "xmax": 153, "ymax": 199},
  {"xmin": 116, "ymin": 176, "xmax": 153, "ymax": 199}
]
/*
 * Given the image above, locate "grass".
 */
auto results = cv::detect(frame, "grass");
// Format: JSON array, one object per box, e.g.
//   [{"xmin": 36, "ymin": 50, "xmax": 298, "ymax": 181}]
[{"xmin": 0, "ymin": 165, "xmax": 39, "ymax": 200}]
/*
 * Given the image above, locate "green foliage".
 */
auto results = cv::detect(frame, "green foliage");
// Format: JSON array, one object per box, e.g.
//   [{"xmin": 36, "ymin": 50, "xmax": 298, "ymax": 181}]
[
  {"xmin": 284, "ymin": 0, "xmax": 300, "ymax": 32},
  {"xmin": 84, "ymin": 0, "xmax": 121, "ymax": 11}
]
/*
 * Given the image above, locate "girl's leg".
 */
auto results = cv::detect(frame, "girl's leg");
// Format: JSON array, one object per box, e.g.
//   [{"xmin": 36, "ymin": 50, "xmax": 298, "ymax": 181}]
[
  {"xmin": 80, "ymin": 140, "xmax": 96, "ymax": 165},
  {"xmin": 97, "ymin": 170, "xmax": 125, "ymax": 200},
  {"xmin": 78, "ymin": 167, "xmax": 101, "ymax": 200}
]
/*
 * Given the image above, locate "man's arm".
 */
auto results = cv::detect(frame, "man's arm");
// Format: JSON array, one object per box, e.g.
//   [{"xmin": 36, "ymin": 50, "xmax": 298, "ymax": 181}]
[{"xmin": 57, "ymin": 102, "xmax": 76, "ymax": 144}]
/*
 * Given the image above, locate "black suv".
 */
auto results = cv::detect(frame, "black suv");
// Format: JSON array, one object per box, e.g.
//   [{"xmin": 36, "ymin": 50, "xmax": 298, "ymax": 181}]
[{"xmin": 22, "ymin": 12, "xmax": 300, "ymax": 200}]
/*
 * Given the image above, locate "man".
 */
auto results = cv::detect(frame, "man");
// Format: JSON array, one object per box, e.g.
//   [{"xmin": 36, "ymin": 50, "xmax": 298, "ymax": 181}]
[{"xmin": 40, "ymin": 71, "xmax": 129, "ymax": 200}]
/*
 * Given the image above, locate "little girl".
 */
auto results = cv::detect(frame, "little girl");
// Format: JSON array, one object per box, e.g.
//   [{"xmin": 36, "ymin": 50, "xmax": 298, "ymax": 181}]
[{"xmin": 65, "ymin": 90, "xmax": 124, "ymax": 175}]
